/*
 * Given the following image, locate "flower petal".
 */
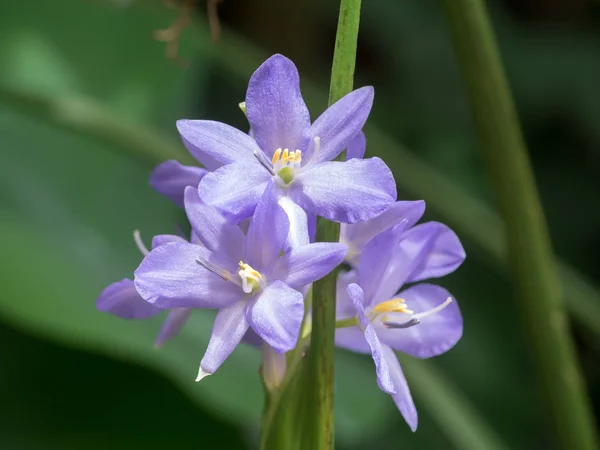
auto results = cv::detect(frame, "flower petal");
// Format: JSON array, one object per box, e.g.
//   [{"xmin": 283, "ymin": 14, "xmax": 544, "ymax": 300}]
[
  {"xmin": 198, "ymin": 300, "xmax": 249, "ymax": 378},
  {"xmin": 346, "ymin": 131, "xmax": 366, "ymax": 160},
  {"xmin": 246, "ymin": 280, "xmax": 304, "ymax": 353},
  {"xmin": 357, "ymin": 224, "xmax": 406, "ymax": 307},
  {"xmin": 401, "ymin": 222, "xmax": 466, "ymax": 284},
  {"xmin": 96, "ymin": 279, "xmax": 162, "ymax": 319},
  {"xmin": 198, "ymin": 162, "xmax": 271, "ymax": 221},
  {"xmin": 149, "ymin": 160, "xmax": 208, "ymax": 207},
  {"xmin": 151, "ymin": 234, "xmax": 187, "ymax": 249},
  {"xmin": 176, "ymin": 119, "xmax": 261, "ymax": 167},
  {"xmin": 278, "ymin": 196, "xmax": 310, "ymax": 250},
  {"xmin": 380, "ymin": 345, "xmax": 418, "ymax": 431},
  {"xmin": 270, "ymin": 243, "xmax": 347, "ymax": 290},
  {"xmin": 245, "ymin": 184, "xmax": 289, "ymax": 272},
  {"xmin": 184, "ymin": 186, "xmax": 245, "ymax": 261},
  {"xmin": 246, "ymin": 54, "xmax": 310, "ymax": 158},
  {"xmin": 340, "ymin": 200, "xmax": 425, "ymax": 265},
  {"xmin": 347, "ymin": 283, "xmax": 396, "ymax": 394},
  {"xmin": 335, "ymin": 327, "xmax": 371, "ymax": 354},
  {"xmin": 335, "ymin": 269, "xmax": 358, "ymax": 319},
  {"xmin": 293, "ymin": 157, "xmax": 396, "ymax": 224},
  {"xmin": 335, "ymin": 271, "xmax": 371, "ymax": 353},
  {"xmin": 154, "ymin": 307, "xmax": 193, "ymax": 347},
  {"xmin": 378, "ymin": 283, "xmax": 463, "ymax": 359},
  {"xmin": 134, "ymin": 242, "xmax": 241, "ymax": 309},
  {"xmin": 303, "ymin": 87, "xmax": 374, "ymax": 163}
]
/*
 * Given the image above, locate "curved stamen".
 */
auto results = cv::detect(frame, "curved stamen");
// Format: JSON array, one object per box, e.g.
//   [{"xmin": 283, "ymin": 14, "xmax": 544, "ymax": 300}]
[
  {"xmin": 133, "ymin": 229, "xmax": 150, "ymax": 256},
  {"xmin": 195, "ymin": 256, "xmax": 232, "ymax": 281},
  {"xmin": 238, "ymin": 261, "xmax": 263, "ymax": 293},
  {"xmin": 382, "ymin": 297, "xmax": 453, "ymax": 329},
  {"xmin": 383, "ymin": 318, "xmax": 420, "ymax": 329},
  {"xmin": 411, "ymin": 297, "xmax": 453, "ymax": 321},
  {"xmin": 253, "ymin": 150, "xmax": 276, "ymax": 175}
]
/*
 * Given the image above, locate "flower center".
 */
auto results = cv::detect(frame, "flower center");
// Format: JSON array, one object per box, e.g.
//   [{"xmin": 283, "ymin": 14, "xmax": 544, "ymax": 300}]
[
  {"xmin": 238, "ymin": 261, "xmax": 263, "ymax": 293},
  {"xmin": 272, "ymin": 148, "xmax": 302, "ymax": 185}
]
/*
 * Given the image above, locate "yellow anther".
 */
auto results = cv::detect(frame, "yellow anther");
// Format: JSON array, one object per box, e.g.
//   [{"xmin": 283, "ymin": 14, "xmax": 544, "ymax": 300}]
[
  {"xmin": 239, "ymin": 261, "xmax": 263, "ymax": 279},
  {"xmin": 238, "ymin": 261, "xmax": 263, "ymax": 293},
  {"xmin": 373, "ymin": 298, "xmax": 414, "ymax": 315},
  {"xmin": 282, "ymin": 149, "xmax": 289, "ymax": 161},
  {"xmin": 272, "ymin": 148, "xmax": 282, "ymax": 165}
]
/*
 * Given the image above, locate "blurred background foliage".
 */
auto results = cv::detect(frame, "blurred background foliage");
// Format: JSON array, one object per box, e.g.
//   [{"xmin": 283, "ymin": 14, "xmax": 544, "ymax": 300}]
[{"xmin": 0, "ymin": 0, "xmax": 598, "ymax": 448}]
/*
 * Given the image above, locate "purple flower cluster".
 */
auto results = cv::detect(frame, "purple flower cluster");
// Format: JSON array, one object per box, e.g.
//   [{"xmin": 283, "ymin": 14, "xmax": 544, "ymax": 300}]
[{"xmin": 96, "ymin": 54, "xmax": 465, "ymax": 430}]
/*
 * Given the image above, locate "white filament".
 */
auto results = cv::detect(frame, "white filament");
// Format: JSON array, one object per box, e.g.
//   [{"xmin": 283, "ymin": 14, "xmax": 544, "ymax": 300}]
[{"xmin": 133, "ymin": 229, "xmax": 149, "ymax": 256}]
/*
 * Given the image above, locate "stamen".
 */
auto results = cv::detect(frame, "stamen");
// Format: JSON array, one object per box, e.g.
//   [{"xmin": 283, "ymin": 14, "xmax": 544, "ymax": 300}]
[
  {"xmin": 373, "ymin": 298, "xmax": 414, "ymax": 315},
  {"xmin": 382, "ymin": 298, "xmax": 453, "ymax": 330},
  {"xmin": 254, "ymin": 150, "xmax": 276, "ymax": 175},
  {"xmin": 238, "ymin": 261, "xmax": 263, "ymax": 293},
  {"xmin": 312, "ymin": 136, "xmax": 320, "ymax": 160},
  {"xmin": 411, "ymin": 297, "xmax": 453, "ymax": 321},
  {"xmin": 272, "ymin": 148, "xmax": 282, "ymax": 165},
  {"xmin": 383, "ymin": 318, "xmax": 421, "ymax": 329},
  {"xmin": 282, "ymin": 148, "xmax": 289, "ymax": 161},
  {"xmin": 195, "ymin": 256, "xmax": 231, "ymax": 281},
  {"xmin": 133, "ymin": 229, "xmax": 149, "ymax": 256}
]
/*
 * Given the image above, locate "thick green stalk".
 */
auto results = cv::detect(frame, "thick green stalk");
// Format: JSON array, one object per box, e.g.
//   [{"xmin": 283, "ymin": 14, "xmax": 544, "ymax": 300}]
[
  {"xmin": 304, "ymin": 0, "xmax": 361, "ymax": 448},
  {"xmin": 440, "ymin": 1, "xmax": 599, "ymax": 449}
]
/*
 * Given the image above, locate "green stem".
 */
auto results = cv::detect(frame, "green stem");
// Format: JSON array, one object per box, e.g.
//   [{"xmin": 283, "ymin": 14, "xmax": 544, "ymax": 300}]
[
  {"xmin": 328, "ymin": 0, "xmax": 362, "ymax": 105},
  {"xmin": 440, "ymin": 2, "xmax": 599, "ymax": 449},
  {"xmin": 305, "ymin": 1, "xmax": 362, "ymax": 448}
]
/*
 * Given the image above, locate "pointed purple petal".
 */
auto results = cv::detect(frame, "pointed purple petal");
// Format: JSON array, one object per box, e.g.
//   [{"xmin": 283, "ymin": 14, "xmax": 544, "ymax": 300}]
[
  {"xmin": 134, "ymin": 242, "xmax": 241, "ymax": 309},
  {"xmin": 247, "ymin": 281, "xmax": 304, "ymax": 353},
  {"xmin": 335, "ymin": 269, "xmax": 358, "ymax": 319},
  {"xmin": 270, "ymin": 243, "xmax": 347, "ymax": 290},
  {"xmin": 246, "ymin": 54, "xmax": 310, "ymax": 158},
  {"xmin": 176, "ymin": 120, "xmax": 261, "ymax": 166},
  {"xmin": 151, "ymin": 234, "xmax": 187, "ymax": 249},
  {"xmin": 372, "ymin": 221, "xmax": 465, "ymax": 302},
  {"xmin": 293, "ymin": 158, "xmax": 396, "ymax": 224},
  {"xmin": 380, "ymin": 345, "xmax": 418, "ymax": 431},
  {"xmin": 199, "ymin": 301, "xmax": 249, "ymax": 376},
  {"xmin": 245, "ymin": 184, "xmax": 289, "ymax": 272},
  {"xmin": 347, "ymin": 283, "xmax": 396, "ymax": 394},
  {"xmin": 198, "ymin": 162, "xmax": 271, "ymax": 221},
  {"xmin": 303, "ymin": 87, "xmax": 374, "ymax": 163},
  {"xmin": 184, "ymin": 186, "xmax": 245, "ymax": 261},
  {"xmin": 154, "ymin": 307, "xmax": 193, "ymax": 347},
  {"xmin": 96, "ymin": 279, "xmax": 162, "ymax": 319},
  {"xmin": 278, "ymin": 196, "xmax": 310, "ymax": 250},
  {"xmin": 335, "ymin": 271, "xmax": 371, "ymax": 353},
  {"xmin": 378, "ymin": 283, "xmax": 463, "ymax": 359},
  {"xmin": 149, "ymin": 160, "xmax": 208, "ymax": 207},
  {"xmin": 346, "ymin": 131, "xmax": 366, "ymax": 160},
  {"xmin": 340, "ymin": 200, "xmax": 426, "ymax": 265},
  {"xmin": 401, "ymin": 222, "xmax": 466, "ymax": 284},
  {"xmin": 358, "ymin": 224, "xmax": 407, "ymax": 307},
  {"xmin": 335, "ymin": 327, "xmax": 371, "ymax": 354}
]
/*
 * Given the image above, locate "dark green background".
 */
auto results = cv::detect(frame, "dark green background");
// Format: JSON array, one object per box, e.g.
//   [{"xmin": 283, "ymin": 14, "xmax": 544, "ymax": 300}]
[{"xmin": 0, "ymin": 0, "xmax": 598, "ymax": 448}]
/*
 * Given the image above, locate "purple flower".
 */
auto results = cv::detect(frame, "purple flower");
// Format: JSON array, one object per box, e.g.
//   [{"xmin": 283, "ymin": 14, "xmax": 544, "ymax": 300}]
[
  {"xmin": 150, "ymin": 160, "xmax": 208, "ymax": 208},
  {"xmin": 134, "ymin": 185, "xmax": 347, "ymax": 380},
  {"xmin": 335, "ymin": 221, "xmax": 466, "ymax": 430},
  {"xmin": 177, "ymin": 54, "xmax": 396, "ymax": 224},
  {"xmin": 96, "ymin": 231, "xmax": 194, "ymax": 347}
]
